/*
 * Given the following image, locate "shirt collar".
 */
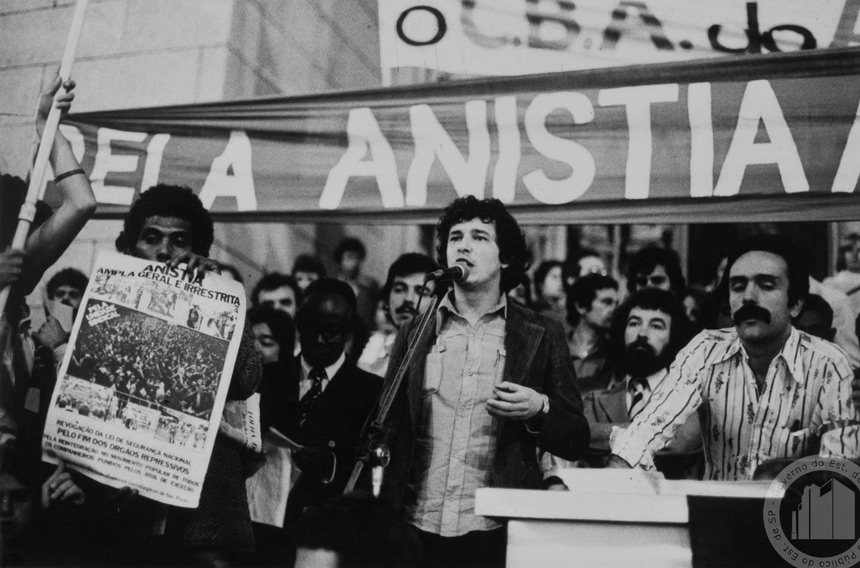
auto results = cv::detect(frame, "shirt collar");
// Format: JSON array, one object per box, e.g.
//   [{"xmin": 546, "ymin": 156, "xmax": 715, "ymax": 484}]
[
  {"xmin": 301, "ymin": 352, "xmax": 346, "ymax": 382},
  {"xmin": 436, "ymin": 289, "xmax": 508, "ymax": 334},
  {"xmin": 625, "ymin": 367, "xmax": 669, "ymax": 392},
  {"xmin": 714, "ymin": 325, "xmax": 805, "ymax": 384}
]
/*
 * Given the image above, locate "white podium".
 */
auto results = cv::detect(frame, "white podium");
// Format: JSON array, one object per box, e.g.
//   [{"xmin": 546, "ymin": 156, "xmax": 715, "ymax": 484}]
[{"xmin": 475, "ymin": 470, "xmax": 771, "ymax": 568}]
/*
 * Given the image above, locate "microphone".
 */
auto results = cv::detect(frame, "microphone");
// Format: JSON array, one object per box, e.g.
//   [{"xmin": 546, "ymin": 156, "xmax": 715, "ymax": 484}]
[{"xmin": 425, "ymin": 264, "xmax": 469, "ymax": 283}]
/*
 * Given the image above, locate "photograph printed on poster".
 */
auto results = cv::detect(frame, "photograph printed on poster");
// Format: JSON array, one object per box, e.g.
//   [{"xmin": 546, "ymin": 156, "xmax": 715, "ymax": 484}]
[
  {"xmin": 89, "ymin": 269, "xmax": 238, "ymax": 342},
  {"xmin": 63, "ymin": 300, "xmax": 228, "ymax": 442}
]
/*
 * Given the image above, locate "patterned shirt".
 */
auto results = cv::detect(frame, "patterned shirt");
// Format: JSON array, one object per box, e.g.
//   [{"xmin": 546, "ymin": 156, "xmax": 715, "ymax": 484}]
[
  {"xmin": 612, "ymin": 327, "xmax": 859, "ymax": 480},
  {"xmin": 405, "ymin": 292, "xmax": 507, "ymax": 536}
]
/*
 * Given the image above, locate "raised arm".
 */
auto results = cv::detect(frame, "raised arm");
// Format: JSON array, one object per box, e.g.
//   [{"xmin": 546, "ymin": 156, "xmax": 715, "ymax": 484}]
[{"xmin": 20, "ymin": 76, "xmax": 97, "ymax": 294}]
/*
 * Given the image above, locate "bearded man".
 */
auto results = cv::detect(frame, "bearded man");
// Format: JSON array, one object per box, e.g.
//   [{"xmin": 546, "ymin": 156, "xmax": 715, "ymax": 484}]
[{"xmin": 583, "ymin": 289, "xmax": 701, "ymax": 474}]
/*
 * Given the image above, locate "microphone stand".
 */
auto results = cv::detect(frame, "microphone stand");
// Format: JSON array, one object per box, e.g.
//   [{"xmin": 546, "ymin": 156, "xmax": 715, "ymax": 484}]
[{"xmin": 343, "ymin": 283, "xmax": 445, "ymax": 496}]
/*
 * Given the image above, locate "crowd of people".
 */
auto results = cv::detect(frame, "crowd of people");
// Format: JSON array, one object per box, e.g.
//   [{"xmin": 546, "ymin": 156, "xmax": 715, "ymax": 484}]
[
  {"xmin": 67, "ymin": 307, "xmax": 227, "ymax": 421},
  {"xmin": 2, "ymin": 75, "xmax": 860, "ymax": 568}
]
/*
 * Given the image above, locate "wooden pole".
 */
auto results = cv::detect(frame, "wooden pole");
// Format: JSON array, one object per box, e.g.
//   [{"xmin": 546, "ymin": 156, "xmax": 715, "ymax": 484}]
[{"xmin": 0, "ymin": 0, "xmax": 89, "ymax": 322}]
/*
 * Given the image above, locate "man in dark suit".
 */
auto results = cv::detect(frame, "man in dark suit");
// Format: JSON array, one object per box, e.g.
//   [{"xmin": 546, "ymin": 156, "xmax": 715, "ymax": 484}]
[
  {"xmin": 370, "ymin": 196, "xmax": 589, "ymax": 568},
  {"xmin": 584, "ymin": 289, "xmax": 701, "ymax": 476},
  {"xmin": 272, "ymin": 278, "xmax": 382, "ymax": 523}
]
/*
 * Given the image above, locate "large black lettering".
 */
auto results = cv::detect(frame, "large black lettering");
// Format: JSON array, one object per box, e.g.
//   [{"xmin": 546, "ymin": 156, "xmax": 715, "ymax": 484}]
[
  {"xmin": 397, "ymin": 6, "xmax": 447, "ymax": 46},
  {"xmin": 709, "ymin": 2, "xmax": 816, "ymax": 54},
  {"xmin": 525, "ymin": 0, "xmax": 580, "ymax": 51},
  {"xmin": 461, "ymin": 0, "xmax": 507, "ymax": 48},
  {"xmin": 761, "ymin": 24, "xmax": 816, "ymax": 52},
  {"xmin": 601, "ymin": 1, "xmax": 673, "ymax": 51}
]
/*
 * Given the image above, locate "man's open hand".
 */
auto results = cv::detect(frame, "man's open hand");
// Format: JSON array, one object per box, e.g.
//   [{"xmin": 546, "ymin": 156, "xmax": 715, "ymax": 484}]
[{"xmin": 42, "ymin": 461, "xmax": 85, "ymax": 508}]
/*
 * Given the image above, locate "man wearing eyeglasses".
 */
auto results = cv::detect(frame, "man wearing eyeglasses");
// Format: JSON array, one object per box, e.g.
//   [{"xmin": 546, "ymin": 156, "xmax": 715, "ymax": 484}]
[{"xmin": 273, "ymin": 278, "xmax": 382, "ymax": 527}]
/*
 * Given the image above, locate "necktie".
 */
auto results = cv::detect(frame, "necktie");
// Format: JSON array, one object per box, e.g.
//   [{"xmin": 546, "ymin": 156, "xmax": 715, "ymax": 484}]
[
  {"xmin": 298, "ymin": 368, "xmax": 326, "ymax": 426},
  {"xmin": 628, "ymin": 376, "xmax": 651, "ymax": 420}
]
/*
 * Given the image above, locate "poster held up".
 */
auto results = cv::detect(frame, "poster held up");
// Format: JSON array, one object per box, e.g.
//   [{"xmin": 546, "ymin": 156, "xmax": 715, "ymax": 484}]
[{"xmin": 42, "ymin": 251, "xmax": 248, "ymax": 508}]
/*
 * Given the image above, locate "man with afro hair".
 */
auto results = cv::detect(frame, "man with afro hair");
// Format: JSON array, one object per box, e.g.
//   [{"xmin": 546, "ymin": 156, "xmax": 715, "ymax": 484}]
[{"xmin": 114, "ymin": 184, "xmax": 262, "ymax": 565}]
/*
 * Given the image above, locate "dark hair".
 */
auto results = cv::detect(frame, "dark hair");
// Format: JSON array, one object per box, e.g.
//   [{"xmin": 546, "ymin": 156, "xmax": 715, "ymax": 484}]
[
  {"xmin": 533, "ymin": 261, "xmax": 564, "ymax": 299},
  {"xmin": 293, "ymin": 492, "xmax": 420, "ymax": 568},
  {"xmin": 699, "ymin": 289, "xmax": 731, "ymax": 331},
  {"xmin": 720, "ymin": 234, "xmax": 809, "ymax": 307},
  {"xmin": 626, "ymin": 246, "xmax": 685, "ymax": 296},
  {"xmin": 115, "ymin": 184, "xmax": 214, "ymax": 256},
  {"xmin": 247, "ymin": 305, "xmax": 296, "ymax": 366},
  {"xmin": 292, "ymin": 254, "xmax": 327, "ymax": 278},
  {"xmin": 300, "ymin": 277, "xmax": 357, "ymax": 318},
  {"xmin": 334, "ymin": 238, "xmax": 367, "ymax": 262},
  {"xmin": 381, "ymin": 253, "xmax": 438, "ymax": 300},
  {"xmin": 795, "ymin": 293, "xmax": 833, "ymax": 329},
  {"xmin": 682, "ymin": 285, "xmax": 709, "ymax": 334},
  {"xmin": 251, "ymin": 273, "xmax": 301, "ymax": 306},
  {"xmin": 1, "ymin": 174, "xmax": 52, "ymax": 249},
  {"xmin": 509, "ymin": 273, "xmax": 533, "ymax": 307},
  {"xmin": 568, "ymin": 273, "xmax": 618, "ymax": 326},
  {"xmin": 47, "ymin": 267, "xmax": 89, "ymax": 298},
  {"xmin": 435, "ymin": 196, "xmax": 530, "ymax": 293},
  {"xmin": 609, "ymin": 288, "xmax": 692, "ymax": 364}
]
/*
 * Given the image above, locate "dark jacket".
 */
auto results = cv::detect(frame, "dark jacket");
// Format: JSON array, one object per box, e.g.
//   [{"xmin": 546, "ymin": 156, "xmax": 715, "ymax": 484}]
[
  {"xmin": 273, "ymin": 359, "xmax": 383, "ymax": 520},
  {"xmin": 372, "ymin": 299, "xmax": 589, "ymax": 512}
]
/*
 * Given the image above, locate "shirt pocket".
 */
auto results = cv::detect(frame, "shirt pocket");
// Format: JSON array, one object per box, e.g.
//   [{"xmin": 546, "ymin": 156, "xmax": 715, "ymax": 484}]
[
  {"xmin": 423, "ymin": 352, "xmax": 443, "ymax": 398},
  {"xmin": 784, "ymin": 429, "xmax": 815, "ymax": 458}
]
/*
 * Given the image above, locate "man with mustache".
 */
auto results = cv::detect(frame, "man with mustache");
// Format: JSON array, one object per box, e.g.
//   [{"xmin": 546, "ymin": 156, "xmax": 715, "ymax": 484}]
[
  {"xmin": 609, "ymin": 235, "xmax": 859, "ymax": 479},
  {"xmin": 580, "ymin": 289, "xmax": 700, "ymax": 475},
  {"xmin": 358, "ymin": 253, "xmax": 438, "ymax": 377}
]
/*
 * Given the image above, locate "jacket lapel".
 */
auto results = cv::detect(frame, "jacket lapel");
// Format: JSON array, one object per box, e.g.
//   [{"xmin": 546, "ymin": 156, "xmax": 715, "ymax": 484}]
[
  {"xmin": 503, "ymin": 303, "xmax": 543, "ymax": 386},
  {"xmin": 597, "ymin": 383, "xmax": 628, "ymax": 423}
]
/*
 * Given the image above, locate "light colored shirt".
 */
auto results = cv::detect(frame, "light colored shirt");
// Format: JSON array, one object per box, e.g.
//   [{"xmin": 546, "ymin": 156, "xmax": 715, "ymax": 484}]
[
  {"xmin": 299, "ymin": 353, "xmax": 345, "ymax": 399},
  {"xmin": 612, "ymin": 327, "xmax": 859, "ymax": 480},
  {"xmin": 824, "ymin": 270, "xmax": 860, "ymax": 317},
  {"xmin": 357, "ymin": 330, "xmax": 396, "ymax": 377},
  {"xmin": 405, "ymin": 292, "xmax": 507, "ymax": 537},
  {"xmin": 810, "ymin": 277, "xmax": 860, "ymax": 369}
]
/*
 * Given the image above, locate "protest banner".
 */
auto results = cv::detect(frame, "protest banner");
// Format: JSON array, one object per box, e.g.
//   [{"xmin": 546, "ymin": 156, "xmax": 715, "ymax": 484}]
[
  {"xmin": 41, "ymin": 251, "xmax": 248, "ymax": 508},
  {"xmin": 61, "ymin": 48, "xmax": 860, "ymax": 225}
]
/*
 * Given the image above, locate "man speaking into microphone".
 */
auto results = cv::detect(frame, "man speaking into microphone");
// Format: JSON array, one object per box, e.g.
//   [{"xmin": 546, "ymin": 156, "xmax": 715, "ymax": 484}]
[{"xmin": 372, "ymin": 196, "xmax": 589, "ymax": 568}]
